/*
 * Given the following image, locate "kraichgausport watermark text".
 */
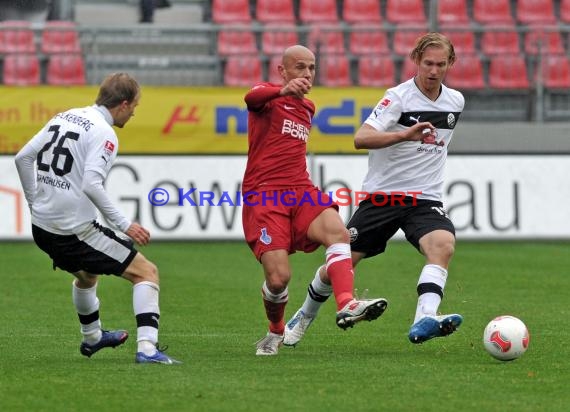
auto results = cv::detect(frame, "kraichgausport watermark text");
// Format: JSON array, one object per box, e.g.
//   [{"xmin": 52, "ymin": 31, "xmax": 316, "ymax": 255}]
[{"xmin": 147, "ymin": 187, "xmax": 422, "ymax": 207}]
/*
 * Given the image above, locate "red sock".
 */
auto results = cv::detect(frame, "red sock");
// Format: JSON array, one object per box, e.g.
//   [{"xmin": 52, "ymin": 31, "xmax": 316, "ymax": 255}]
[
  {"xmin": 263, "ymin": 300, "xmax": 286, "ymax": 334},
  {"xmin": 261, "ymin": 282, "xmax": 288, "ymax": 335},
  {"xmin": 325, "ymin": 244, "xmax": 354, "ymax": 310}
]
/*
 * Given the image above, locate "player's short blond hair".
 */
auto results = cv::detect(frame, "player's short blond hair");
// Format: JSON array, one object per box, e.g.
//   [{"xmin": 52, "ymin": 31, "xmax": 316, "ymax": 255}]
[
  {"xmin": 95, "ymin": 72, "xmax": 140, "ymax": 109},
  {"xmin": 409, "ymin": 32, "xmax": 456, "ymax": 66}
]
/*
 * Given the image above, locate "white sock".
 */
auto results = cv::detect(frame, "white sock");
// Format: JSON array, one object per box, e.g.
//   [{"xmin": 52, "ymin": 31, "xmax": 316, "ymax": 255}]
[
  {"xmin": 300, "ymin": 265, "xmax": 331, "ymax": 317},
  {"xmin": 72, "ymin": 281, "xmax": 102, "ymax": 344},
  {"xmin": 133, "ymin": 281, "xmax": 160, "ymax": 355},
  {"xmin": 414, "ymin": 264, "xmax": 448, "ymax": 323}
]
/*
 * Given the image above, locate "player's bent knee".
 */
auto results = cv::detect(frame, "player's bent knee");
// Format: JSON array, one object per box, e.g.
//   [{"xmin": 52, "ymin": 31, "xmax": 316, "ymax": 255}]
[{"xmin": 123, "ymin": 253, "xmax": 159, "ymax": 284}]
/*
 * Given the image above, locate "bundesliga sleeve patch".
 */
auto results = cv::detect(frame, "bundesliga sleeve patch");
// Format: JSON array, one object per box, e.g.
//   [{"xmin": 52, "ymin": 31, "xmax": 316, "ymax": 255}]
[
  {"xmin": 104, "ymin": 140, "xmax": 115, "ymax": 156},
  {"xmin": 373, "ymin": 98, "xmax": 391, "ymax": 118}
]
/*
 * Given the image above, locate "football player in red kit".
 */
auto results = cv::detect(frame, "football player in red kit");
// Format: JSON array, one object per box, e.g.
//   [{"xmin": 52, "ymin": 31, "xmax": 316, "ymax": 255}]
[{"xmin": 241, "ymin": 45, "xmax": 387, "ymax": 355}]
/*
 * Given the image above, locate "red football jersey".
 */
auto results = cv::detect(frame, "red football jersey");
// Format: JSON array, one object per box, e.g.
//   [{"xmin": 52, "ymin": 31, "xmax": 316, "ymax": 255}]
[{"xmin": 242, "ymin": 82, "xmax": 315, "ymax": 193}]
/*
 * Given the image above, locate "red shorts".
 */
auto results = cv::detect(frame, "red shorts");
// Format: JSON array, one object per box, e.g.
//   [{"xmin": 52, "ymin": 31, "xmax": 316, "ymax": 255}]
[{"xmin": 242, "ymin": 186, "xmax": 338, "ymax": 261}]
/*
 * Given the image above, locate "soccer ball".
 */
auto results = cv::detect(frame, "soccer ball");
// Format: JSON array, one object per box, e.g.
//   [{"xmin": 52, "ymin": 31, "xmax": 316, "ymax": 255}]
[{"xmin": 483, "ymin": 316, "xmax": 530, "ymax": 361}]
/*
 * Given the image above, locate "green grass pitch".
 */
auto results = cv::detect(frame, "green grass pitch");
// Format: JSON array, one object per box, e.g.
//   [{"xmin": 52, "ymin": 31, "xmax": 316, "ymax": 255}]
[{"xmin": 1, "ymin": 240, "xmax": 569, "ymax": 412}]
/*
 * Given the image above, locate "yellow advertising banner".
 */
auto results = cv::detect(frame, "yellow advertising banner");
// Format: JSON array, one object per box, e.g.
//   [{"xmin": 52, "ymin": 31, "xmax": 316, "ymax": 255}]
[{"xmin": 0, "ymin": 86, "xmax": 385, "ymax": 154}]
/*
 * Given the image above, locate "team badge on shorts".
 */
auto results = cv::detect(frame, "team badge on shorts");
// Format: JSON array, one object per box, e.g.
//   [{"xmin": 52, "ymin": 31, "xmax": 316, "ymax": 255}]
[
  {"xmin": 259, "ymin": 228, "xmax": 272, "ymax": 245},
  {"xmin": 348, "ymin": 227, "xmax": 358, "ymax": 243}
]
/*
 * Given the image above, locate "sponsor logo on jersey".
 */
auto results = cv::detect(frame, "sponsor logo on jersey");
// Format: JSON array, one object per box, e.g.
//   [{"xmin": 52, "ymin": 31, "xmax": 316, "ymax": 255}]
[{"xmin": 282, "ymin": 119, "xmax": 309, "ymax": 142}]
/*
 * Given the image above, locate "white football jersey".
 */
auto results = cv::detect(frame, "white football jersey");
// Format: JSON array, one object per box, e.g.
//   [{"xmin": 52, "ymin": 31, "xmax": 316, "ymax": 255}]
[
  {"xmin": 362, "ymin": 78, "xmax": 464, "ymax": 201},
  {"xmin": 26, "ymin": 105, "xmax": 119, "ymax": 233}
]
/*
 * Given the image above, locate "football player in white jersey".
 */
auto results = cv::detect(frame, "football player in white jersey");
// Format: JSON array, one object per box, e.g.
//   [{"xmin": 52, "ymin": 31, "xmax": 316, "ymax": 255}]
[
  {"xmin": 14, "ymin": 73, "xmax": 180, "ymax": 364},
  {"xmin": 284, "ymin": 32, "xmax": 464, "ymax": 347}
]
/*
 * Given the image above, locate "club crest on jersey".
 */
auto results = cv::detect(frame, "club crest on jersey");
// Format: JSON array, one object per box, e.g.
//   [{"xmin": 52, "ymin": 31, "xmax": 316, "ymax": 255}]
[
  {"xmin": 259, "ymin": 228, "xmax": 272, "ymax": 245},
  {"xmin": 447, "ymin": 113, "xmax": 456, "ymax": 128},
  {"xmin": 348, "ymin": 227, "xmax": 358, "ymax": 243},
  {"xmin": 104, "ymin": 140, "xmax": 115, "ymax": 155}
]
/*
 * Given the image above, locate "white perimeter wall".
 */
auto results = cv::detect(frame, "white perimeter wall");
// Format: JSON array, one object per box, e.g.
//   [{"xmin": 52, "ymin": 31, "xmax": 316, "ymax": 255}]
[{"xmin": 1, "ymin": 154, "xmax": 569, "ymax": 240}]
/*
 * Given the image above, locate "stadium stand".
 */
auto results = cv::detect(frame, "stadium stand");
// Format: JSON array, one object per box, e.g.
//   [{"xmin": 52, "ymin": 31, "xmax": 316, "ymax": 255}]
[
  {"xmin": 437, "ymin": 0, "xmax": 470, "ymax": 26},
  {"xmin": 472, "ymin": 0, "xmax": 514, "ymax": 24},
  {"xmin": 255, "ymin": 0, "xmax": 295, "ymax": 24},
  {"xmin": 317, "ymin": 54, "xmax": 352, "ymax": 86},
  {"xmin": 342, "ymin": 0, "xmax": 382, "ymax": 23},
  {"xmin": 0, "ymin": 20, "xmax": 36, "ymax": 53},
  {"xmin": 223, "ymin": 55, "xmax": 262, "ymax": 86},
  {"xmin": 540, "ymin": 54, "xmax": 570, "ymax": 88},
  {"xmin": 299, "ymin": 0, "xmax": 339, "ymax": 24},
  {"xmin": 348, "ymin": 25, "xmax": 390, "ymax": 56},
  {"xmin": 358, "ymin": 55, "xmax": 395, "ymax": 87},
  {"xmin": 307, "ymin": 24, "xmax": 345, "ymax": 54},
  {"xmin": 445, "ymin": 53, "xmax": 486, "ymax": 90},
  {"xmin": 385, "ymin": 0, "xmax": 427, "ymax": 24},
  {"xmin": 261, "ymin": 24, "xmax": 299, "ymax": 56},
  {"xmin": 212, "ymin": 0, "xmax": 251, "ymax": 24},
  {"xmin": 267, "ymin": 54, "xmax": 283, "ymax": 83},
  {"xmin": 2, "ymin": 0, "xmax": 570, "ymax": 122},
  {"xmin": 392, "ymin": 25, "xmax": 429, "ymax": 56},
  {"xmin": 524, "ymin": 28, "xmax": 565, "ymax": 55},
  {"xmin": 217, "ymin": 26, "xmax": 257, "ymax": 56},
  {"xmin": 561, "ymin": 0, "xmax": 570, "ymax": 23},
  {"xmin": 46, "ymin": 53, "xmax": 86, "ymax": 85},
  {"xmin": 488, "ymin": 54, "xmax": 530, "ymax": 89},
  {"xmin": 441, "ymin": 29, "xmax": 476, "ymax": 54},
  {"xmin": 2, "ymin": 53, "xmax": 41, "ymax": 85},
  {"xmin": 480, "ymin": 25, "xmax": 521, "ymax": 55},
  {"xmin": 41, "ymin": 20, "xmax": 81, "ymax": 54},
  {"xmin": 516, "ymin": 0, "xmax": 557, "ymax": 25}
]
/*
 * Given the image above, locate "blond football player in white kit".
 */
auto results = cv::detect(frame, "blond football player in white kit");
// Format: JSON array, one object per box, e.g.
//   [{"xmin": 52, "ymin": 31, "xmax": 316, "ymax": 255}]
[
  {"xmin": 15, "ymin": 73, "xmax": 180, "ymax": 364},
  {"xmin": 284, "ymin": 33, "xmax": 465, "ymax": 347}
]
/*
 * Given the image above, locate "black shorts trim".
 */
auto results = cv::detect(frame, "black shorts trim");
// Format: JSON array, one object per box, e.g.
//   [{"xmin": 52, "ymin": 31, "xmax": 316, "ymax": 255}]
[{"xmin": 32, "ymin": 222, "xmax": 137, "ymax": 275}]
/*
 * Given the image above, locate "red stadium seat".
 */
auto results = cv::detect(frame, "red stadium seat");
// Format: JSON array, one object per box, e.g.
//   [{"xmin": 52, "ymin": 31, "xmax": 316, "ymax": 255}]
[
  {"xmin": 401, "ymin": 58, "xmax": 417, "ymax": 83},
  {"xmin": 0, "ymin": 20, "xmax": 35, "ymax": 53},
  {"xmin": 307, "ymin": 24, "xmax": 345, "ymax": 54},
  {"xmin": 46, "ymin": 54, "xmax": 86, "ymax": 85},
  {"xmin": 41, "ymin": 21, "xmax": 81, "ymax": 54},
  {"xmin": 348, "ymin": 25, "xmax": 390, "ymax": 56},
  {"xmin": 267, "ymin": 54, "xmax": 283, "ymax": 84},
  {"xmin": 212, "ymin": 0, "xmax": 251, "ymax": 24},
  {"xmin": 441, "ymin": 29, "xmax": 476, "ymax": 54},
  {"xmin": 480, "ymin": 25, "xmax": 520, "ymax": 55},
  {"xmin": 472, "ymin": 0, "xmax": 514, "ymax": 24},
  {"xmin": 539, "ymin": 55, "xmax": 570, "ymax": 88},
  {"xmin": 386, "ymin": 0, "xmax": 426, "ymax": 24},
  {"xmin": 256, "ymin": 0, "xmax": 295, "ymax": 24},
  {"xmin": 299, "ymin": 0, "xmax": 338, "ymax": 23},
  {"xmin": 261, "ymin": 25, "xmax": 298, "ymax": 55},
  {"xmin": 524, "ymin": 28, "xmax": 565, "ymax": 55},
  {"xmin": 445, "ymin": 54, "xmax": 486, "ymax": 90},
  {"xmin": 2, "ymin": 54, "xmax": 40, "ymax": 86},
  {"xmin": 342, "ymin": 0, "xmax": 382, "ymax": 23},
  {"xmin": 358, "ymin": 56, "xmax": 395, "ymax": 87},
  {"xmin": 217, "ymin": 26, "xmax": 257, "ymax": 56},
  {"xmin": 488, "ymin": 55, "xmax": 529, "ymax": 89},
  {"xmin": 438, "ymin": 0, "xmax": 470, "ymax": 26},
  {"xmin": 392, "ymin": 25, "xmax": 427, "ymax": 56},
  {"xmin": 516, "ymin": 0, "xmax": 556, "ymax": 25},
  {"xmin": 223, "ymin": 55, "xmax": 262, "ymax": 86},
  {"xmin": 318, "ymin": 54, "xmax": 352, "ymax": 86},
  {"xmin": 561, "ymin": 0, "xmax": 570, "ymax": 23}
]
